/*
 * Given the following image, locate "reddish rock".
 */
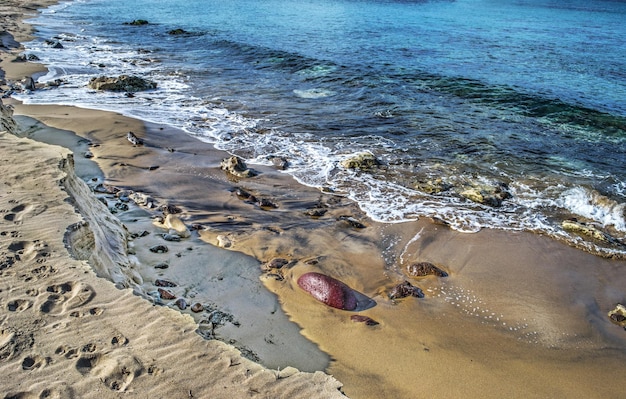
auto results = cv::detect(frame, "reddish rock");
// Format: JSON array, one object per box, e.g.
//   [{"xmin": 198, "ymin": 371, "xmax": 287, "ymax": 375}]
[
  {"xmin": 407, "ymin": 262, "xmax": 448, "ymax": 278},
  {"xmin": 297, "ymin": 272, "xmax": 358, "ymax": 311},
  {"xmin": 158, "ymin": 288, "xmax": 176, "ymax": 300},
  {"xmin": 191, "ymin": 303, "xmax": 204, "ymax": 313}
]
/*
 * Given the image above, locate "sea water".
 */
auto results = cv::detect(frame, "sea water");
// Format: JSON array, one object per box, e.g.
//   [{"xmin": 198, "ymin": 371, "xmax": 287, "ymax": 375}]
[{"xmin": 17, "ymin": 0, "xmax": 626, "ymax": 257}]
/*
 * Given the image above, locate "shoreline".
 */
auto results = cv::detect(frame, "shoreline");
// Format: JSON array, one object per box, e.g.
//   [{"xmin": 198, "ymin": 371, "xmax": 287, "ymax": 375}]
[{"xmin": 2, "ymin": 1, "xmax": 626, "ymax": 398}]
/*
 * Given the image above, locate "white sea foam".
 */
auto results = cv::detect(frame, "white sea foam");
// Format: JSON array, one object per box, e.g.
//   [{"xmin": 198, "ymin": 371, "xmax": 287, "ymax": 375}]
[
  {"xmin": 557, "ymin": 187, "xmax": 626, "ymax": 232},
  {"xmin": 293, "ymin": 88, "xmax": 336, "ymax": 98}
]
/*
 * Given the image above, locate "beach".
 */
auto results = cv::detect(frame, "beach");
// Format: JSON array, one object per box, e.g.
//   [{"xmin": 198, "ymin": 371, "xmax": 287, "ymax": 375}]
[{"xmin": 2, "ymin": 1, "xmax": 626, "ymax": 398}]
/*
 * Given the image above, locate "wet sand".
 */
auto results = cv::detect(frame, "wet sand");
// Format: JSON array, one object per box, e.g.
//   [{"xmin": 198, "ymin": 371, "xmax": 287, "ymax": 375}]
[{"xmin": 2, "ymin": 1, "xmax": 626, "ymax": 398}]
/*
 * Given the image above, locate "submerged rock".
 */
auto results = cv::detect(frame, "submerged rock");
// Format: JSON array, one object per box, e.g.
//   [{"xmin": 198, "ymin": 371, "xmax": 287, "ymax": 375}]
[
  {"xmin": 460, "ymin": 182, "xmax": 511, "ymax": 207},
  {"xmin": 124, "ymin": 19, "xmax": 149, "ymax": 25},
  {"xmin": 389, "ymin": 281, "xmax": 424, "ymax": 300},
  {"xmin": 191, "ymin": 303, "xmax": 204, "ymax": 313},
  {"xmin": 158, "ymin": 288, "xmax": 176, "ymax": 300},
  {"xmin": 88, "ymin": 75, "xmax": 157, "ymax": 92},
  {"xmin": 297, "ymin": 272, "xmax": 358, "ymax": 311},
  {"xmin": 407, "ymin": 262, "xmax": 449, "ymax": 278},
  {"xmin": 350, "ymin": 315, "xmax": 379, "ymax": 326},
  {"xmin": 562, "ymin": 218, "xmax": 620, "ymax": 244},
  {"xmin": 168, "ymin": 28, "xmax": 188, "ymax": 35},
  {"xmin": 155, "ymin": 279, "xmax": 177, "ymax": 287},
  {"xmin": 340, "ymin": 152, "xmax": 381, "ymax": 172},
  {"xmin": 149, "ymin": 244, "xmax": 169, "ymax": 253},
  {"xmin": 175, "ymin": 298, "xmax": 187, "ymax": 310},
  {"xmin": 261, "ymin": 258, "xmax": 289, "ymax": 272},
  {"xmin": 414, "ymin": 178, "xmax": 454, "ymax": 194}
]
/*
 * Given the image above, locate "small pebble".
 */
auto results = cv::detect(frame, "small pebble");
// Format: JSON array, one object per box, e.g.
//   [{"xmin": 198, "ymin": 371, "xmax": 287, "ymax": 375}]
[
  {"xmin": 149, "ymin": 245, "xmax": 169, "ymax": 253},
  {"xmin": 175, "ymin": 298, "xmax": 187, "ymax": 310},
  {"xmin": 155, "ymin": 279, "xmax": 177, "ymax": 287},
  {"xmin": 191, "ymin": 303, "xmax": 204, "ymax": 313}
]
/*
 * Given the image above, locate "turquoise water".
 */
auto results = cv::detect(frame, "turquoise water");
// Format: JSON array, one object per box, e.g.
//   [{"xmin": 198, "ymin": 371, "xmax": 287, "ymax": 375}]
[{"xmin": 19, "ymin": 0, "xmax": 626, "ymax": 256}]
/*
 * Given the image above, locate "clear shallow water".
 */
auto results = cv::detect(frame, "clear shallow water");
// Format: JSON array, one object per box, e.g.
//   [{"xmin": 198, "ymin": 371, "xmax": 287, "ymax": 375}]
[{"xmin": 17, "ymin": 0, "xmax": 626, "ymax": 256}]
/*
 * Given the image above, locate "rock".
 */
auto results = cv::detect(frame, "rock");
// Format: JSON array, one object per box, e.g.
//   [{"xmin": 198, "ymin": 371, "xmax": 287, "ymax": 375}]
[
  {"xmin": 389, "ymin": 281, "xmax": 424, "ymax": 300},
  {"xmin": 20, "ymin": 77, "xmax": 36, "ymax": 91},
  {"xmin": 114, "ymin": 202, "xmax": 129, "ymax": 211},
  {"xmin": 125, "ymin": 19, "xmax": 149, "ymax": 25},
  {"xmin": 83, "ymin": 151, "xmax": 94, "ymax": 159},
  {"xmin": 129, "ymin": 192, "xmax": 156, "ymax": 208},
  {"xmin": 562, "ymin": 219, "xmax": 619, "ymax": 244},
  {"xmin": 175, "ymin": 298, "xmax": 187, "ymax": 310},
  {"xmin": 257, "ymin": 198, "xmax": 279, "ymax": 209},
  {"xmin": 160, "ymin": 233, "xmax": 181, "ymax": 242},
  {"xmin": 234, "ymin": 187, "xmax": 255, "ymax": 201},
  {"xmin": 337, "ymin": 215, "xmax": 366, "ymax": 229},
  {"xmin": 460, "ymin": 182, "xmax": 511, "ymax": 207},
  {"xmin": 350, "ymin": 315, "xmax": 379, "ymax": 326},
  {"xmin": 415, "ymin": 178, "xmax": 454, "ymax": 194},
  {"xmin": 608, "ymin": 304, "xmax": 626, "ymax": 328},
  {"xmin": 407, "ymin": 262, "xmax": 448, "ymax": 278},
  {"xmin": 159, "ymin": 203, "xmax": 182, "ymax": 215},
  {"xmin": 45, "ymin": 40, "xmax": 63, "ymax": 49},
  {"xmin": 149, "ymin": 244, "xmax": 169, "ymax": 253},
  {"xmin": 217, "ymin": 235, "xmax": 232, "ymax": 248},
  {"xmin": 154, "ymin": 262, "xmax": 169, "ymax": 269},
  {"xmin": 13, "ymin": 54, "xmax": 40, "ymax": 62},
  {"xmin": 340, "ymin": 152, "xmax": 381, "ymax": 171},
  {"xmin": 158, "ymin": 288, "xmax": 176, "ymax": 300},
  {"xmin": 191, "ymin": 303, "xmax": 204, "ymax": 313},
  {"xmin": 267, "ymin": 155, "xmax": 289, "ymax": 170},
  {"xmin": 164, "ymin": 214, "xmax": 191, "ymax": 238},
  {"xmin": 126, "ymin": 131, "xmax": 143, "ymax": 145},
  {"xmin": 155, "ymin": 279, "xmax": 177, "ymax": 287},
  {"xmin": 168, "ymin": 28, "xmax": 188, "ymax": 35},
  {"xmin": 261, "ymin": 258, "xmax": 289, "ymax": 272},
  {"xmin": 88, "ymin": 75, "xmax": 157, "ymax": 92},
  {"xmin": 305, "ymin": 208, "xmax": 327, "ymax": 217},
  {"xmin": 130, "ymin": 230, "xmax": 150, "ymax": 239},
  {"xmin": 220, "ymin": 156, "xmax": 257, "ymax": 178},
  {"xmin": 297, "ymin": 272, "xmax": 358, "ymax": 310}
]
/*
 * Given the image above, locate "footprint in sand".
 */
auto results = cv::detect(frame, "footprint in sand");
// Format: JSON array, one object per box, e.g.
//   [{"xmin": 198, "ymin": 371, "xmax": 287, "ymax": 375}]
[
  {"xmin": 39, "ymin": 282, "xmax": 95, "ymax": 316},
  {"xmin": 55, "ymin": 345, "xmax": 80, "ymax": 359},
  {"xmin": 4, "ymin": 383, "xmax": 74, "ymax": 399},
  {"xmin": 2, "ymin": 203, "xmax": 47, "ymax": 224},
  {"xmin": 6, "ymin": 239, "xmax": 49, "ymax": 263},
  {"xmin": 76, "ymin": 351, "xmax": 145, "ymax": 391},
  {"xmin": 21, "ymin": 354, "xmax": 49, "ymax": 371},
  {"xmin": 0, "ymin": 327, "xmax": 34, "ymax": 363},
  {"xmin": 69, "ymin": 306, "xmax": 104, "ymax": 318},
  {"xmin": 6, "ymin": 299, "xmax": 32, "ymax": 312}
]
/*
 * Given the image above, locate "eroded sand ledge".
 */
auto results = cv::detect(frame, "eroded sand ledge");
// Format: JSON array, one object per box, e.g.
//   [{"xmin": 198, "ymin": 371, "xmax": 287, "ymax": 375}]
[{"xmin": 0, "ymin": 106, "xmax": 345, "ymax": 397}]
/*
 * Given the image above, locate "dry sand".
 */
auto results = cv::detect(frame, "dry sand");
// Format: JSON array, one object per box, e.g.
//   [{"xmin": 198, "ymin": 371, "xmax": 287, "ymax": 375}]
[{"xmin": 2, "ymin": 1, "xmax": 626, "ymax": 398}]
